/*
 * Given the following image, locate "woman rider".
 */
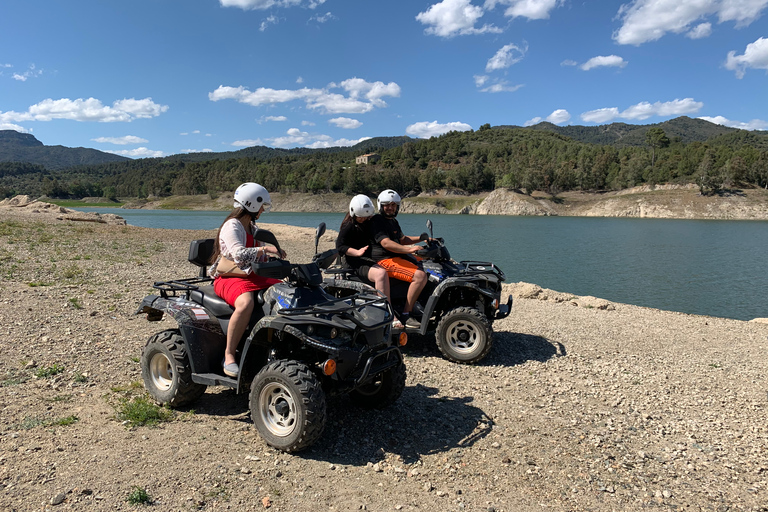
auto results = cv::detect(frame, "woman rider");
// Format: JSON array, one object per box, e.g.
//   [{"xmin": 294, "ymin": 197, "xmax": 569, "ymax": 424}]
[{"xmin": 209, "ymin": 183, "xmax": 286, "ymax": 377}]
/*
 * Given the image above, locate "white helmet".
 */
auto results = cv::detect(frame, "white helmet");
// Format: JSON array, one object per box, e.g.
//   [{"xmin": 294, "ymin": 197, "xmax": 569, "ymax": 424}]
[
  {"xmin": 377, "ymin": 189, "xmax": 401, "ymax": 216},
  {"xmin": 233, "ymin": 183, "xmax": 271, "ymax": 213},
  {"xmin": 349, "ymin": 194, "xmax": 374, "ymax": 218}
]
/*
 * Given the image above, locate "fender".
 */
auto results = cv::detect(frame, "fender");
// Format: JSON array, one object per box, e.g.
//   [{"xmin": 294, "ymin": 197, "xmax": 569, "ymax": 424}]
[{"xmin": 422, "ymin": 279, "xmax": 499, "ymax": 322}]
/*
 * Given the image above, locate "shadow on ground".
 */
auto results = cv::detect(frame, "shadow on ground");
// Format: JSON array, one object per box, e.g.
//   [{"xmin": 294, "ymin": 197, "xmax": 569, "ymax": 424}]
[
  {"xmin": 402, "ymin": 331, "xmax": 564, "ymax": 367},
  {"xmin": 306, "ymin": 384, "xmax": 492, "ymax": 465}
]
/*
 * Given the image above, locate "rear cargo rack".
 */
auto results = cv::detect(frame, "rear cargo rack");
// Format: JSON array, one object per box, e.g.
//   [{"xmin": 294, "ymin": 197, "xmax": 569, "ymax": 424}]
[
  {"xmin": 457, "ymin": 261, "xmax": 506, "ymax": 280},
  {"xmin": 152, "ymin": 277, "xmax": 213, "ymax": 299}
]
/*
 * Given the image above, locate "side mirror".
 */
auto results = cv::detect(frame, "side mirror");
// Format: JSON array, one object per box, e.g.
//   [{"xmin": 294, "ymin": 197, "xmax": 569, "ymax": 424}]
[
  {"xmin": 419, "ymin": 232, "xmax": 429, "ymax": 242},
  {"xmin": 253, "ymin": 228, "xmax": 283, "ymax": 257},
  {"xmin": 314, "ymin": 222, "xmax": 326, "ymax": 254},
  {"xmin": 426, "ymin": 219, "xmax": 434, "ymax": 239}
]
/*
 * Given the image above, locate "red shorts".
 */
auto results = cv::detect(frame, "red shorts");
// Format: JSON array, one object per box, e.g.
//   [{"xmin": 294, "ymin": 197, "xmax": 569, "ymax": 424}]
[
  {"xmin": 377, "ymin": 256, "xmax": 423, "ymax": 283},
  {"xmin": 214, "ymin": 274, "xmax": 281, "ymax": 307}
]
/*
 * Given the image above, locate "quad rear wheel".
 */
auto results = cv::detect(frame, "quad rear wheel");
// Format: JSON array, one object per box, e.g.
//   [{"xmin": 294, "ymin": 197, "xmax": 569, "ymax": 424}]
[
  {"xmin": 350, "ymin": 361, "xmax": 406, "ymax": 409},
  {"xmin": 141, "ymin": 329, "xmax": 206, "ymax": 407},
  {"xmin": 250, "ymin": 360, "xmax": 326, "ymax": 452},
  {"xmin": 435, "ymin": 307, "xmax": 493, "ymax": 364}
]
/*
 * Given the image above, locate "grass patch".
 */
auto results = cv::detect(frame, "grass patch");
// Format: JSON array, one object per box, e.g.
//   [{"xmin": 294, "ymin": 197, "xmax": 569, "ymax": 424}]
[
  {"xmin": 35, "ymin": 363, "xmax": 65, "ymax": 378},
  {"xmin": 117, "ymin": 396, "xmax": 174, "ymax": 427},
  {"xmin": 68, "ymin": 297, "xmax": 83, "ymax": 309},
  {"xmin": 14, "ymin": 414, "xmax": 78, "ymax": 429},
  {"xmin": 51, "ymin": 415, "xmax": 79, "ymax": 426},
  {"xmin": 63, "ymin": 264, "xmax": 84, "ymax": 279},
  {"xmin": 126, "ymin": 486, "xmax": 152, "ymax": 505},
  {"xmin": 28, "ymin": 281, "xmax": 53, "ymax": 287},
  {"xmin": 73, "ymin": 372, "xmax": 88, "ymax": 383}
]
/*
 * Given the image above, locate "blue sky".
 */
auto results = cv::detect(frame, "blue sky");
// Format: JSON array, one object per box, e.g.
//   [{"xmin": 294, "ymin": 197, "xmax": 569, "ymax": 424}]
[{"xmin": 1, "ymin": 0, "xmax": 767, "ymax": 158}]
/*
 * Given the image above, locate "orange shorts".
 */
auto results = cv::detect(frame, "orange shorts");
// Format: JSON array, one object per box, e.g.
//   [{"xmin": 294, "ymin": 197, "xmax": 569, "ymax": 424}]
[{"xmin": 377, "ymin": 256, "xmax": 423, "ymax": 283}]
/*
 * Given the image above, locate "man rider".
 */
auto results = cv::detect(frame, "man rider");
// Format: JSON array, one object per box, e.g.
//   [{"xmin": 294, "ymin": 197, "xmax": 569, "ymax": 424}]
[{"xmin": 369, "ymin": 189, "xmax": 427, "ymax": 329}]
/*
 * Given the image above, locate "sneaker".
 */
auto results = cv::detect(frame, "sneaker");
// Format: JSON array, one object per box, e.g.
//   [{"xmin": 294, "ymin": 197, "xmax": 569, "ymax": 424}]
[
  {"xmin": 222, "ymin": 360, "xmax": 239, "ymax": 378},
  {"xmin": 391, "ymin": 318, "xmax": 404, "ymax": 329},
  {"xmin": 404, "ymin": 316, "xmax": 421, "ymax": 329}
]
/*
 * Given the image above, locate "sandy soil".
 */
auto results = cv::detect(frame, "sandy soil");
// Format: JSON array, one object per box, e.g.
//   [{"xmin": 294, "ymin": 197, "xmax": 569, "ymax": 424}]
[{"xmin": 1, "ymin": 203, "xmax": 767, "ymax": 512}]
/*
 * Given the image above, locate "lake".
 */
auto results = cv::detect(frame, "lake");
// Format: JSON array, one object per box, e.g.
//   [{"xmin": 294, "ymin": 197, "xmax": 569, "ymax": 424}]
[{"xmin": 78, "ymin": 207, "xmax": 768, "ymax": 321}]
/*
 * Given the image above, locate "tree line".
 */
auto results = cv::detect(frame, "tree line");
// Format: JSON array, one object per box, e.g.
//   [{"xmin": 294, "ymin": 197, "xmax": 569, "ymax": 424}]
[{"xmin": 2, "ymin": 124, "xmax": 768, "ymax": 200}]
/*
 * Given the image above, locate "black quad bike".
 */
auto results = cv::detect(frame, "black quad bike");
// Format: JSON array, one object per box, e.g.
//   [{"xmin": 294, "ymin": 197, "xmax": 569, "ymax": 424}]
[
  {"xmin": 135, "ymin": 224, "xmax": 406, "ymax": 452},
  {"xmin": 323, "ymin": 220, "xmax": 512, "ymax": 365}
]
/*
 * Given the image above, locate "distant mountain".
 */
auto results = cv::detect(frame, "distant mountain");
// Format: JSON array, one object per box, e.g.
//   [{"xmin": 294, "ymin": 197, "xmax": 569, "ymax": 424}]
[
  {"xmin": 165, "ymin": 136, "xmax": 415, "ymax": 163},
  {"xmin": 0, "ymin": 130, "xmax": 131, "ymax": 170},
  {"xmin": 498, "ymin": 116, "xmax": 741, "ymax": 146}
]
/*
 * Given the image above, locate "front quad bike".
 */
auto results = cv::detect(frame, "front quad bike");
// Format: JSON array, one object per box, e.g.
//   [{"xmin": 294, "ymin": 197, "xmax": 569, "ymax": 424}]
[
  {"xmin": 323, "ymin": 219, "xmax": 512, "ymax": 365},
  {"xmin": 136, "ymin": 224, "xmax": 405, "ymax": 452}
]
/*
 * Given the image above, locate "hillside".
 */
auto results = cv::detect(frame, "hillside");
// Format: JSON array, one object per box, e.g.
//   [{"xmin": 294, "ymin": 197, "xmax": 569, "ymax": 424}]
[
  {"xmin": 0, "ymin": 130, "xmax": 130, "ymax": 170},
  {"xmin": 501, "ymin": 116, "xmax": 743, "ymax": 146}
]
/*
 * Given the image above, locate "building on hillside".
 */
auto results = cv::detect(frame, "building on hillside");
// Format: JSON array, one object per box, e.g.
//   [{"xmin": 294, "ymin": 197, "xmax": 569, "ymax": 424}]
[{"xmin": 355, "ymin": 153, "xmax": 380, "ymax": 165}]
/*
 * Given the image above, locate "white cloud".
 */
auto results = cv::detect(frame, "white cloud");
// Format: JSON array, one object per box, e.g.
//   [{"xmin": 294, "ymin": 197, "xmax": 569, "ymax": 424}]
[
  {"xmin": 231, "ymin": 139, "xmax": 265, "ymax": 147},
  {"xmin": 474, "ymin": 75, "xmax": 489, "ymax": 86},
  {"xmin": 0, "ymin": 97, "xmax": 168, "ymax": 124},
  {"xmin": 309, "ymin": 11, "xmax": 335, "ymax": 23},
  {"xmin": 301, "ymin": 120, "xmax": 315, "ymax": 126},
  {"xmin": 12, "ymin": 64, "xmax": 43, "ymax": 82},
  {"xmin": 106, "ymin": 147, "xmax": 164, "ymax": 158},
  {"xmin": 181, "ymin": 148, "xmax": 214, "ymax": 153},
  {"xmin": 523, "ymin": 117, "xmax": 543, "ymax": 126},
  {"xmin": 260, "ymin": 15, "xmax": 279, "ymax": 31},
  {"xmin": 0, "ymin": 122, "xmax": 28, "ymax": 132},
  {"xmin": 416, "ymin": 0, "xmax": 502, "ymax": 37},
  {"xmin": 580, "ymin": 98, "xmax": 703, "ymax": 123},
  {"xmin": 296, "ymin": 76, "xmax": 304, "ymax": 84},
  {"xmin": 698, "ymin": 115, "xmax": 768, "ymax": 130},
  {"xmin": 329, "ymin": 117, "xmax": 363, "ymax": 129},
  {"xmin": 560, "ymin": 59, "xmax": 578, "ymax": 66},
  {"xmin": 613, "ymin": 0, "xmax": 768, "ymax": 45},
  {"xmin": 581, "ymin": 107, "xmax": 621, "ymax": 124},
  {"xmin": 260, "ymin": 127, "xmax": 370, "ymax": 148},
  {"xmin": 686, "ymin": 22, "xmax": 712, "ymax": 39},
  {"xmin": 406, "ymin": 120, "xmax": 473, "ymax": 138},
  {"xmin": 546, "ymin": 109, "xmax": 571, "ymax": 124},
  {"xmin": 485, "ymin": 0, "xmax": 564, "ymax": 20},
  {"xmin": 486, "ymin": 43, "xmax": 528, "ymax": 71},
  {"xmin": 91, "ymin": 135, "xmax": 148, "ymax": 145},
  {"xmin": 263, "ymin": 115, "xmax": 288, "ymax": 122},
  {"xmin": 725, "ymin": 36, "xmax": 768, "ymax": 78},
  {"xmin": 209, "ymin": 78, "xmax": 400, "ymax": 115},
  {"xmin": 580, "ymin": 55, "xmax": 627, "ymax": 71},
  {"xmin": 478, "ymin": 80, "xmax": 524, "ymax": 93},
  {"xmin": 220, "ymin": 0, "xmax": 303, "ymax": 10}
]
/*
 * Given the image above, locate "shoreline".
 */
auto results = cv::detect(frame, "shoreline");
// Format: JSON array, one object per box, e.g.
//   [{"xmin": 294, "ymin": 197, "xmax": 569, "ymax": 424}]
[{"xmin": 24, "ymin": 185, "xmax": 768, "ymax": 221}]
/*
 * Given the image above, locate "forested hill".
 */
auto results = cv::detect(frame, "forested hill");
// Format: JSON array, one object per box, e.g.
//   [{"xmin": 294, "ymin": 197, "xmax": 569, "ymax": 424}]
[
  {"xmin": 500, "ymin": 116, "xmax": 740, "ymax": 146},
  {"xmin": 0, "ymin": 130, "xmax": 130, "ymax": 170},
  {"xmin": 165, "ymin": 136, "xmax": 414, "ymax": 163},
  {"xmin": 2, "ymin": 117, "xmax": 768, "ymax": 201}
]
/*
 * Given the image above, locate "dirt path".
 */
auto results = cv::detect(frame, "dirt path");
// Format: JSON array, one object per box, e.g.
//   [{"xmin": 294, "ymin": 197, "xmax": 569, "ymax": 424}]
[{"xmin": 1, "ymin": 206, "xmax": 766, "ymax": 511}]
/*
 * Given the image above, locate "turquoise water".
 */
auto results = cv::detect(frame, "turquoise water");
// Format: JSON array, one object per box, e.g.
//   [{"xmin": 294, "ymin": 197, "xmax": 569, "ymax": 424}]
[{"xmin": 78, "ymin": 207, "xmax": 768, "ymax": 321}]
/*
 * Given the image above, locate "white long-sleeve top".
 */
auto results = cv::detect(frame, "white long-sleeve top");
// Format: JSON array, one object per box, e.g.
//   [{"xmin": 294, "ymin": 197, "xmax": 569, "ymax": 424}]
[{"xmin": 209, "ymin": 218, "xmax": 268, "ymax": 278}]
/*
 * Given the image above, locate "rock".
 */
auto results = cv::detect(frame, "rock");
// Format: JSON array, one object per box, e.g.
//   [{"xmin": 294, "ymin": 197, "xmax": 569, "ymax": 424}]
[
  {"xmin": 749, "ymin": 318, "xmax": 768, "ymax": 324},
  {"xmin": 51, "ymin": 492, "xmax": 67, "ymax": 505}
]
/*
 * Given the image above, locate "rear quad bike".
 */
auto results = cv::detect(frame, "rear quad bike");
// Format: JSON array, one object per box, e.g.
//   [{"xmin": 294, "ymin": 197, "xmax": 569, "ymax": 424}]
[
  {"xmin": 136, "ymin": 224, "xmax": 406, "ymax": 452},
  {"xmin": 323, "ymin": 220, "xmax": 511, "ymax": 365}
]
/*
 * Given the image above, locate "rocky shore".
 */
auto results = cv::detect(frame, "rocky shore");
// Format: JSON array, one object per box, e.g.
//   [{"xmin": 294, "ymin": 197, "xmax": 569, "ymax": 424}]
[
  {"xmin": 114, "ymin": 185, "xmax": 768, "ymax": 221},
  {"xmin": 1, "ymin": 202, "xmax": 767, "ymax": 511}
]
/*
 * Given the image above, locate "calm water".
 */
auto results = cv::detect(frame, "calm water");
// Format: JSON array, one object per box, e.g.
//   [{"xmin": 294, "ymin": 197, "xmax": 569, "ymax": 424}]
[{"xmin": 79, "ymin": 207, "xmax": 768, "ymax": 321}]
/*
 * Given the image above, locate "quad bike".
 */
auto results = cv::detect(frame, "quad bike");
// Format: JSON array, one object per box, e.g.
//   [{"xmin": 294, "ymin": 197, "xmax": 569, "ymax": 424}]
[
  {"xmin": 135, "ymin": 224, "xmax": 406, "ymax": 452},
  {"xmin": 323, "ymin": 220, "xmax": 511, "ymax": 365}
]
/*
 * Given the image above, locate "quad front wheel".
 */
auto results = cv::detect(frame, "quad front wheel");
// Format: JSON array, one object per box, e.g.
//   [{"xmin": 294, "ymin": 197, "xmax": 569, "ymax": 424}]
[
  {"xmin": 250, "ymin": 360, "xmax": 327, "ymax": 452},
  {"xmin": 350, "ymin": 361, "xmax": 406, "ymax": 409},
  {"xmin": 140, "ymin": 329, "xmax": 206, "ymax": 407},
  {"xmin": 435, "ymin": 307, "xmax": 493, "ymax": 364}
]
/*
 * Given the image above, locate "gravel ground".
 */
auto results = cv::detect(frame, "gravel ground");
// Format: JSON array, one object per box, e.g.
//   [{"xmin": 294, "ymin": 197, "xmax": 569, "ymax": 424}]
[{"xmin": 1, "ymin": 205, "xmax": 767, "ymax": 512}]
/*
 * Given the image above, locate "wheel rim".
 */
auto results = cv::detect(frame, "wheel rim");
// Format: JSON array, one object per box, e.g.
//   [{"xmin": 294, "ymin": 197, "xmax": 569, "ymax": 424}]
[
  {"xmin": 444, "ymin": 319, "xmax": 482, "ymax": 354},
  {"xmin": 259, "ymin": 382, "xmax": 297, "ymax": 437},
  {"xmin": 149, "ymin": 352, "xmax": 174, "ymax": 391}
]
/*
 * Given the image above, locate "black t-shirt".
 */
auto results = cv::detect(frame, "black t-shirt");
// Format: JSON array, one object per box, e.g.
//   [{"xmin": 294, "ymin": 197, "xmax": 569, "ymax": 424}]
[
  {"xmin": 370, "ymin": 214, "xmax": 404, "ymax": 261},
  {"xmin": 336, "ymin": 219, "xmax": 374, "ymax": 268}
]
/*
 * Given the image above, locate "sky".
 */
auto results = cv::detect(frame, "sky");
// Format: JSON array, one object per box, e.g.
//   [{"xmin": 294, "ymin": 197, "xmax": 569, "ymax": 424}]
[{"xmin": 1, "ymin": 0, "xmax": 767, "ymax": 159}]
